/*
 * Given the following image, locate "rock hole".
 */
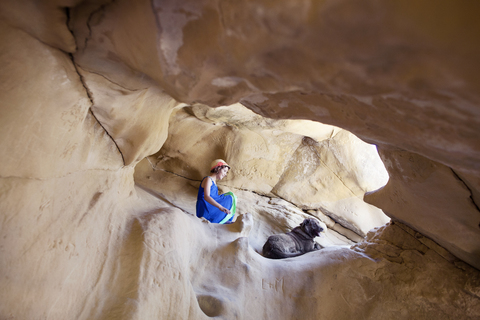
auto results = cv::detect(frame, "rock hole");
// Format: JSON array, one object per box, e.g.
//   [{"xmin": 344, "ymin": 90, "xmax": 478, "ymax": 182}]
[{"xmin": 196, "ymin": 294, "xmax": 224, "ymax": 317}]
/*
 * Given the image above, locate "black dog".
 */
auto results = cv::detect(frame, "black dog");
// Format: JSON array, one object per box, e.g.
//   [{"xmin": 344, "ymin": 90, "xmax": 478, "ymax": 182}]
[{"xmin": 262, "ymin": 218, "xmax": 323, "ymax": 259}]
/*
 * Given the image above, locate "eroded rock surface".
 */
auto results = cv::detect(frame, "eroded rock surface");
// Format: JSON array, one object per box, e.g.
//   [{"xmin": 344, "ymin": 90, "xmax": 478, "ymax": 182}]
[
  {"xmin": 128, "ymin": 207, "xmax": 480, "ymax": 319},
  {"xmin": 0, "ymin": 0, "xmax": 479, "ymax": 319},
  {"xmin": 140, "ymin": 103, "xmax": 389, "ymax": 238},
  {"xmin": 66, "ymin": 0, "xmax": 480, "ymax": 269}
]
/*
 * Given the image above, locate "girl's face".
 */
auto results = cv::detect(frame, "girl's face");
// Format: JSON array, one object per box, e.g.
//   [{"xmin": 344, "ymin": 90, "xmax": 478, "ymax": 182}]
[{"xmin": 217, "ymin": 166, "xmax": 229, "ymax": 180}]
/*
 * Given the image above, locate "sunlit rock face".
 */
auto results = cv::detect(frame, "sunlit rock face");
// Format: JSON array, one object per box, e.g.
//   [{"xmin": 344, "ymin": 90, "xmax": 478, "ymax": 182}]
[
  {"xmin": 0, "ymin": 0, "xmax": 480, "ymax": 319},
  {"xmin": 127, "ymin": 210, "xmax": 480, "ymax": 320},
  {"xmin": 68, "ymin": 0, "xmax": 480, "ymax": 267},
  {"xmin": 137, "ymin": 103, "xmax": 389, "ymax": 238}
]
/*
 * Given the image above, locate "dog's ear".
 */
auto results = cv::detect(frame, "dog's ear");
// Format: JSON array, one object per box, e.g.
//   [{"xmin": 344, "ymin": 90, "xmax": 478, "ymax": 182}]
[
  {"xmin": 302, "ymin": 219, "xmax": 312, "ymax": 233},
  {"xmin": 300, "ymin": 219, "xmax": 309, "ymax": 229}
]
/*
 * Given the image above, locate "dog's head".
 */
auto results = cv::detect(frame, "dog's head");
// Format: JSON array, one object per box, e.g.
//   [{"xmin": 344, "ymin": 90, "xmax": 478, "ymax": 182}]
[{"xmin": 300, "ymin": 218, "xmax": 324, "ymax": 238}]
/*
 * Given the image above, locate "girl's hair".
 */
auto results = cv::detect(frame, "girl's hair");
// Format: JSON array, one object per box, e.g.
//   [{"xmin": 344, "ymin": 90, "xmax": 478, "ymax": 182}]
[{"xmin": 211, "ymin": 165, "xmax": 229, "ymax": 174}]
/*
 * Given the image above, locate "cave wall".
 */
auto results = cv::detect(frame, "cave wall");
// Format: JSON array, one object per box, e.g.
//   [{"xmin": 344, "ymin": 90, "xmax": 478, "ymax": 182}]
[
  {"xmin": 0, "ymin": 14, "xmax": 134, "ymax": 318},
  {"xmin": 0, "ymin": 0, "xmax": 480, "ymax": 319},
  {"xmin": 67, "ymin": 0, "xmax": 480, "ymax": 268},
  {"xmin": 140, "ymin": 103, "xmax": 390, "ymax": 238}
]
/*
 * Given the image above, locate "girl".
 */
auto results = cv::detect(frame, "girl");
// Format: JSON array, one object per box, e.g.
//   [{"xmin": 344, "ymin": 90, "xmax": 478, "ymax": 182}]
[{"xmin": 196, "ymin": 159, "xmax": 237, "ymax": 224}]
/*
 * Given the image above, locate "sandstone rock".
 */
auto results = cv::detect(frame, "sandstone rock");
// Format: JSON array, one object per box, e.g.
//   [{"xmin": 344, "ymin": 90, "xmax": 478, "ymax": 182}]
[
  {"xmin": 0, "ymin": 0, "xmax": 79, "ymax": 53},
  {"xmin": 145, "ymin": 103, "xmax": 390, "ymax": 237},
  {"xmin": 77, "ymin": 67, "xmax": 183, "ymax": 166},
  {"xmin": 365, "ymin": 146, "xmax": 480, "ymax": 270},
  {"xmin": 1, "ymin": 0, "xmax": 480, "ymax": 319},
  {"xmin": 0, "ymin": 19, "xmax": 122, "ymax": 179},
  {"xmin": 132, "ymin": 208, "xmax": 480, "ymax": 319},
  {"xmin": 69, "ymin": 0, "xmax": 480, "ymax": 268}
]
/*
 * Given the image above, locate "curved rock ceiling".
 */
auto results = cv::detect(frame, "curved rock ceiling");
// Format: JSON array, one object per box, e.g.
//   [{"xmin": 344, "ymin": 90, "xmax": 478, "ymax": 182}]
[
  {"xmin": 0, "ymin": 0, "xmax": 479, "ymax": 319},
  {"xmin": 67, "ymin": 0, "xmax": 480, "ymax": 269}
]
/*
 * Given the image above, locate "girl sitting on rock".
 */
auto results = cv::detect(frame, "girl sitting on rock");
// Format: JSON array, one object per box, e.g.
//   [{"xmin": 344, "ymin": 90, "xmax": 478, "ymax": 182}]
[{"xmin": 196, "ymin": 159, "xmax": 237, "ymax": 224}]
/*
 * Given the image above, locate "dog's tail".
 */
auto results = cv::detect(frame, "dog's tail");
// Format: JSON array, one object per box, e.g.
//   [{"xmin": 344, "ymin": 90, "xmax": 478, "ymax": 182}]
[{"xmin": 277, "ymin": 251, "xmax": 304, "ymax": 258}]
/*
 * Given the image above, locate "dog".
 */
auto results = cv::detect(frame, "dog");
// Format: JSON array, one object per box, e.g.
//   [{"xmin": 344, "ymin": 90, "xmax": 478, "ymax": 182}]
[{"xmin": 262, "ymin": 218, "xmax": 323, "ymax": 259}]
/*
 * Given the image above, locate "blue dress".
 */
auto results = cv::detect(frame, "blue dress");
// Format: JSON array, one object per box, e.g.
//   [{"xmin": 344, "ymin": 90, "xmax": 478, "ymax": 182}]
[{"xmin": 196, "ymin": 177, "xmax": 234, "ymax": 223}]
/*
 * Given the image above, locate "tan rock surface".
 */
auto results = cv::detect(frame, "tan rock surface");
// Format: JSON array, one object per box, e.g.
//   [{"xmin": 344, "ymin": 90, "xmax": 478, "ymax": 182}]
[
  {"xmin": 0, "ymin": 0, "xmax": 479, "ymax": 319},
  {"xmin": 0, "ymin": 16, "xmax": 144, "ymax": 319},
  {"xmin": 67, "ymin": 0, "xmax": 480, "ymax": 269},
  {"xmin": 77, "ymin": 67, "xmax": 182, "ymax": 166},
  {"xmin": 143, "ymin": 103, "xmax": 389, "ymax": 237},
  {"xmin": 127, "ymin": 208, "xmax": 480, "ymax": 319},
  {"xmin": 366, "ymin": 147, "xmax": 480, "ymax": 269},
  {"xmin": 71, "ymin": 0, "xmax": 480, "ymax": 172}
]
